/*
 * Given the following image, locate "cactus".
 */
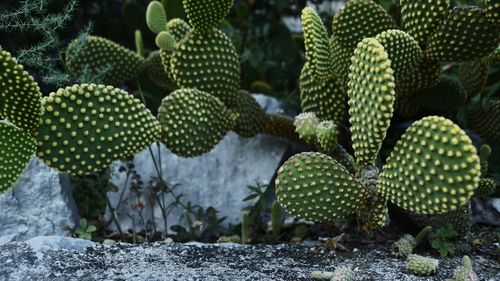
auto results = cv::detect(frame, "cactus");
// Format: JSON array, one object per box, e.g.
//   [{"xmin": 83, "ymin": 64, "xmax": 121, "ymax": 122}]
[
  {"xmin": 146, "ymin": 1, "xmax": 168, "ymax": 34},
  {"xmin": 66, "ymin": 36, "xmax": 145, "ymax": 85},
  {"xmin": 166, "ymin": 18, "xmax": 191, "ymax": 41},
  {"xmin": 232, "ymin": 90, "xmax": 266, "ymax": 138},
  {"xmin": 0, "ymin": 121, "xmax": 36, "ymax": 193},
  {"xmin": 182, "ymin": 0, "xmax": 233, "ymax": 32},
  {"xmin": 467, "ymin": 100, "xmax": 500, "ymax": 144},
  {"xmin": 241, "ymin": 210, "xmax": 250, "ymax": 244},
  {"xmin": 144, "ymin": 51, "xmax": 178, "ymax": 91},
  {"xmin": 445, "ymin": 256, "xmax": 478, "ymax": 281},
  {"xmin": 35, "ymin": 84, "xmax": 160, "ymax": 175},
  {"xmin": 413, "ymin": 76, "xmax": 467, "ymax": 112},
  {"xmin": 390, "ymin": 226, "xmax": 432, "ymax": 258},
  {"xmin": 271, "ymin": 200, "xmax": 282, "ymax": 237},
  {"xmin": 406, "ymin": 254, "xmax": 439, "ymax": 276},
  {"xmin": 157, "ymin": 88, "xmax": 236, "ymax": 157},
  {"xmin": 302, "ymin": 7, "xmax": 332, "ymax": 81},
  {"xmin": 0, "ymin": 48, "xmax": 42, "ymax": 133}
]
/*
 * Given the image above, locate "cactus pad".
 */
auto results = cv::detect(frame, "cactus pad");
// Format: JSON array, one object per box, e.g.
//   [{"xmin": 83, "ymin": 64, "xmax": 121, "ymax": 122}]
[
  {"xmin": 0, "ymin": 121, "xmax": 36, "ymax": 193},
  {"xmin": 155, "ymin": 31, "xmax": 177, "ymax": 51},
  {"xmin": 406, "ymin": 254, "xmax": 439, "ymax": 276},
  {"xmin": 301, "ymin": 7, "xmax": 332, "ymax": 81},
  {"xmin": 347, "ymin": 38, "xmax": 396, "ymax": 166},
  {"xmin": 144, "ymin": 51, "xmax": 177, "ymax": 91},
  {"xmin": 407, "ymin": 203, "xmax": 472, "ymax": 237},
  {"xmin": 330, "ymin": 36, "xmax": 352, "ymax": 86},
  {"xmin": 262, "ymin": 114, "xmax": 302, "ymax": 143},
  {"xmin": 299, "ymin": 63, "xmax": 346, "ymax": 125},
  {"xmin": 183, "ymin": 0, "xmax": 233, "ymax": 31},
  {"xmin": 377, "ymin": 116, "xmax": 480, "ymax": 215},
  {"xmin": 467, "ymin": 100, "xmax": 500, "ymax": 144},
  {"xmin": 413, "ymin": 76, "xmax": 467, "ymax": 112},
  {"xmin": 446, "ymin": 256, "xmax": 478, "ymax": 281},
  {"xmin": 66, "ymin": 36, "xmax": 145, "ymax": 85},
  {"xmin": 485, "ymin": 0, "xmax": 500, "ymax": 25},
  {"xmin": 170, "ymin": 29, "xmax": 240, "ymax": 106},
  {"xmin": 166, "ymin": 18, "xmax": 191, "ymax": 42},
  {"xmin": 479, "ymin": 145, "xmax": 491, "ymax": 176},
  {"xmin": 374, "ymin": 29, "xmax": 422, "ymax": 81},
  {"xmin": 459, "ymin": 59, "xmax": 490, "ymax": 99},
  {"xmin": 400, "ymin": 0, "xmax": 451, "ymax": 46},
  {"xmin": 426, "ymin": 7, "xmax": 499, "ymax": 62},
  {"xmin": 146, "ymin": 1, "xmax": 167, "ymax": 34},
  {"xmin": 397, "ymin": 59, "xmax": 442, "ymax": 97},
  {"xmin": 357, "ymin": 196, "xmax": 389, "ymax": 230},
  {"xmin": 294, "ymin": 112, "xmax": 320, "ymax": 143},
  {"xmin": 390, "ymin": 234, "xmax": 416, "ymax": 258},
  {"xmin": 316, "ymin": 121, "xmax": 339, "ymax": 154},
  {"xmin": 332, "ymin": 0, "xmax": 396, "ymax": 50},
  {"xmin": 158, "ymin": 88, "xmax": 236, "ymax": 157},
  {"xmin": 0, "ymin": 48, "xmax": 42, "ymax": 133},
  {"xmin": 275, "ymin": 152, "xmax": 369, "ymax": 222},
  {"xmin": 35, "ymin": 84, "xmax": 160, "ymax": 175},
  {"xmin": 475, "ymin": 178, "xmax": 497, "ymax": 197},
  {"xmin": 232, "ymin": 90, "xmax": 266, "ymax": 138}
]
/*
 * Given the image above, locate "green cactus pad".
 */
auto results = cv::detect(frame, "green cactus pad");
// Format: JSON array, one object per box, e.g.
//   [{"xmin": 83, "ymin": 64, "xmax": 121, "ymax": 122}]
[
  {"xmin": 232, "ymin": 90, "xmax": 266, "ymax": 138},
  {"xmin": 485, "ymin": 0, "xmax": 500, "ymax": 25},
  {"xmin": 166, "ymin": 18, "xmax": 191, "ymax": 42},
  {"xmin": 66, "ymin": 36, "xmax": 145, "ymax": 85},
  {"xmin": 170, "ymin": 29, "xmax": 240, "ymax": 106},
  {"xmin": 158, "ymin": 88, "xmax": 236, "ymax": 157},
  {"xmin": 347, "ymin": 38, "xmax": 396, "ymax": 166},
  {"xmin": 400, "ymin": 0, "xmax": 451, "ymax": 46},
  {"xmin": 276, "ymin": 152, "xmax": 369, "ymax": 222},
  {"xmin": 357, "ymin": 196, "xmax": 389, "ymax": 230},
  {"xmin": 331, "ymin": 145, "xmax": 356, "ymax": 175},
  {"xmin": 144, "ymin": 51, "xmax": 178, "ymax": 91},
  {"xmin": 406, "ymin": 254, "xmax": 438, "ymax": 276},
  {"xmin": 0, "ymin": 48, "xmax": 42, "ymax": 133},
  {"xmin": 299, "ymin": 63, "xmax": 346, "ymax": 125},
  {"xmin": 316, "ymin": 120, "xmax": 339, "ymax": 154},
  {"xmin": 155, "ymin": 31, "xmax": 177, "ymax": 51},
  {"xmin": 0, "ymin": 121, "xmax": 36, "ymax": 193},
  {"xmin": 475, "ymin": 178, "xmax": 497, "ymax": 197},
  {"xmin": 413, "ymin": 76, "xmax": 467, "ymax": 112},
  {"xmin": 459, "ymin": 57, "xmax": 491, "ymax": 99},
  {"xmin": 183, "ymin": 0, "xmax": 233, "ymax": 31},
  {"xmin": 294, "ymin": 112, "xmax": 320, "ymax": 144},
  {"xmin": 374, "ymin": 29, "xmax": 422, "ymax": 81},
  {"xmin": 332, "ymin": 0, "xmax": 396, "ymax": 51},
  {"xmin": 467, "ymin": 100, "xmax": 500, "ymax": 144},
  {"xmin": 426, "ymin": 7, "xmax": 499, "ymax": 62},
  {"xmin": 479, "ymin": 144, "xmax": 491, "ymax": 176},
  {"xmin": 396, "ymin": 59, "xmax": 442, "ymax": 97},
  {"xmin": 146, "ymin": 1, "xmax": 167, "ymax": 34},
  {"xmin": 35, "ymin": 84, "xmax": 160, "ymax": 175},
  {"xmin": 378, "ymin": 116, "xmax": 480, "ymax": 215},
  {"xmin": 262, "ymin": 114, "xmax": 302, "ymax": 143},
  {"xmin": 330, "ymin": 36, "xmax": 352, "ymax": 85},
  {"xmin": 390, "ymin": 234, "xmax": 416, "ymax": 258},
  {"xmin": 394, "ymin": 94, "xmax": 421, "ymax": 117},
  {"xmin": 301, "ymin": 7, "xmax": 332, "ymax": 81}
]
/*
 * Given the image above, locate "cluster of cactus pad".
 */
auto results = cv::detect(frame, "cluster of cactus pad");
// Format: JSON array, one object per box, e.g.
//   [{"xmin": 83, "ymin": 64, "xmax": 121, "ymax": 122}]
[
  {"xmin": 0, "ymin": 0, "xmax": 498, "ymax": 240},
  {"xmin": 275, "ymin": 0, "xmax": 499, "ymax": 231}
]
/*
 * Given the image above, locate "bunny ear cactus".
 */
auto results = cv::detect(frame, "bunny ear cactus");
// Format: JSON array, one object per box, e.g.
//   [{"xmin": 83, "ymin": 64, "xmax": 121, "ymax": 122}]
[
  {"xmin": 467, "ymin": 99, "xmax": 500, "ymax": 144},
  {"xmin": 144, "ymin": 51, "xmax": 178, "ymax": 91},
  {"xmin": 0, "ymin": 48, "xmax": 42, "ymax": 133},
  {"xmin": 182, "ymin": 0, "xmax": 233, "ymax": 32},
  {"xmin": 146, "ymin": 1, "xmax": 168, "ymax": 34},
  {"xmin": 485, "ymin": 0, "xmax": 500, "ymax": 25},
  {"xmin": 35, "ymin": 84, "xmax": 160, "ymax": 175},
  {"xmin": 66, "ymin": 36, "xmax": 145, "ymax": 85},
  {"xmin": 157, "ymin": 88, "xmax": 236, "ymax": 157},
  {"xmin": 301, "ymin": 7, "xmax": 332, "ymax": 81},
  {"xmin": 166, "ymin": 18, "xmax": 191, "ymax": 41},
  {"xmin": 0, "ymin": 121, "xmax": 36, "ymax": 193},
  {"xmin": 232, "ymin": 90, "xmax": 266, "ymax": 138}
]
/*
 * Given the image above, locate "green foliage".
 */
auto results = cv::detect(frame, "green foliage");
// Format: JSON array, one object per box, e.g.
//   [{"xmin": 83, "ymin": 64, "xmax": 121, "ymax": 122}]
[
  {"xmin": 432, "ymin": 224, "xmax": 458, "ymax": 257},
  {"xmin": 75, "ymin": 218, "xmax": 97, "ymax": 240}
]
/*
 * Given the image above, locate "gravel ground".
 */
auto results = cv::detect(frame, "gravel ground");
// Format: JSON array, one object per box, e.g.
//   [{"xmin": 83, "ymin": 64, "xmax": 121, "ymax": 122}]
[{"xmin": 0, "ymin": 239, "xmax": 499, "ymax": 281}]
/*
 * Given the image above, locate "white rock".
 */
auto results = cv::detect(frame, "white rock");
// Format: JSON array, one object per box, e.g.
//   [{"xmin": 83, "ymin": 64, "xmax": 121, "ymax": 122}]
[
  {"xmin": 0, "ymin": 157, "xmax": 80, "ymax": 241},
  {"xmin": 105, "ymin": 95, "xmax": 290, "ymax": 233},
  {"xmin": 26, "ymin": 236, "xmax": 94, "ymax": 251},
  {"xmin": 471, "ymin": 197, "xmax": 500, "ymax": 226}
]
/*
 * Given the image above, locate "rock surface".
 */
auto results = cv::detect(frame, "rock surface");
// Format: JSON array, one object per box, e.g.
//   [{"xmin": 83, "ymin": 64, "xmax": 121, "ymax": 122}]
[
  {"xmin": 0, "ymin": 157, "xmax": 80, "ymax": 242},
  {"xmin": 0, "ymin": 237, "xmax": 498, "ymax": 281},
  {"xmin": 471, "ymin": 197, "xmax": 500, "ymax": 226},
  {"xmin": 106, "ymin": 94, "xmax": 291, "ymax": 233}
]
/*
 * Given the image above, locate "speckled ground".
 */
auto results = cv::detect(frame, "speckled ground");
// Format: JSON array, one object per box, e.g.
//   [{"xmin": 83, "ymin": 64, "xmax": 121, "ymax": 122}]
[{"xmin": 0, "ymin": 240, "xmax": 499, "ymax": 281}]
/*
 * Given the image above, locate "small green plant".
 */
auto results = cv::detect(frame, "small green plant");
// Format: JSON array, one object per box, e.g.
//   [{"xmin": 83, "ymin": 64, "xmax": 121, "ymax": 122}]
[
  {"xmin": 75, "ymin": 218, "xmax": 97, "ymax": 240},
  {"xmin": 431, "ymin": 224, "xmax": 459, "ymax": 257}
]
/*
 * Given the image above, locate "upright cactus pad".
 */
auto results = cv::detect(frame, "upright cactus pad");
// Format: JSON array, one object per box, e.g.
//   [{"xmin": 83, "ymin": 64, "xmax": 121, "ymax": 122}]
[
  {"xmin": 275, "ymin": 152, "xmax": 369, "ymax": 222},
  {"xmin": 426, "ymin": 7, "xmax": 499, "ymax": 62},
  {"xmin": 301, "ymin": 7, "xmax": 332, "ymax": 81},
  {"xmin": 35, "ymin": 84, "xmax": 160, "ymax": 175},
  {"xmin": 183, "ymin": 0, "xmax": 233, "ymax": 31},
  {"xmin": 406, "ymin": 254, "xmax": 439, "ymax": 276},
  {"xmin": 144, "ymin": 51, "xmax": 177, "ymax": 91},
  {"xmin": 232, "ymin": 90, "xmax": 266, "ymax": 138},
  {"xmin": 299, "ymin": 63, "xmax": 346, "ymax": 125},
  {"xmin": 170, "ymin": 29, "xmax": 240, "ymax": 106},
  {"xmin": 377, "ymin": 116, "xmax": 480, "ymax": 215},
  {"xmin": 316, "ymin": 121, "xmax": 339, "ymax": 154},
  {"xmin": 332, "ymin": 0, "xmax": 396, "ymax": 50},
  {"xmin": 396, "ymin": 59, "xmax": 442, "ymax": 97},
  {"xmin": 158, "ymin": 88, "xmax": 236, "ymax": 157},
  {"xmin": 390, "ymin": 234, "xmax": 417, "ymax": 258},
  {"xmin": 467, "ymin": 100, "xmax": 500, "ymax": 144},
  {"xmin": 0, "ymin": 48, "xmax": 42, "ymax": 133},
  {"xmin": 330, "ymin": 36, "xmax": 352, "ymax": 86},
  {"xmin": 146, "ymin": 1, "xmax": 167, "ymax": 34},
  {"xmin": 66, "ymin": 36, "xmax": 145, "ymax": 85},
  {"xmin": 166, "ymin": 18, "xmax": 191, "ymax": 42},
  {"xmin": 400, "ymin": 0, "xmax": 451, "ymax": 46},
  {"xmin": 446, "ymin": 256, "xmax": 478, "ymax": 281},
  {"xmin": 459, "ymin": 59, "xmax": 490, "ymax": 99},
  {"xmin": 374, "ymin": 29, "xmax": 422, "ymax": 81},
  {"xmin": 0, "ymin": 121, "xmax": 36, "ymax": 193},
  {"xmin": 348, "ymin": 38, "xmax": 396, "ymax": 166}
]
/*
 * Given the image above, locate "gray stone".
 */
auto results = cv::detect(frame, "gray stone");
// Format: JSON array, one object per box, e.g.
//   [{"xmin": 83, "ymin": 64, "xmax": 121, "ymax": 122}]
[
  {"xmin": 0, "ymin": 157, "xmax": 80, "ymax": 241},
  {"xmin": 0, "ymin": 239, "xmax": 499, "ymax": 281},
  {"xmin": 471, "ymin": 197, "xmax": 500, "ymax": 226},
  {"xmin": 26, "ymin": 236, "xmax": 94, "ymax": 252},
  {"xmin": 105, "ymin": 94, "xmax": 290, "ymax": 233}
]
